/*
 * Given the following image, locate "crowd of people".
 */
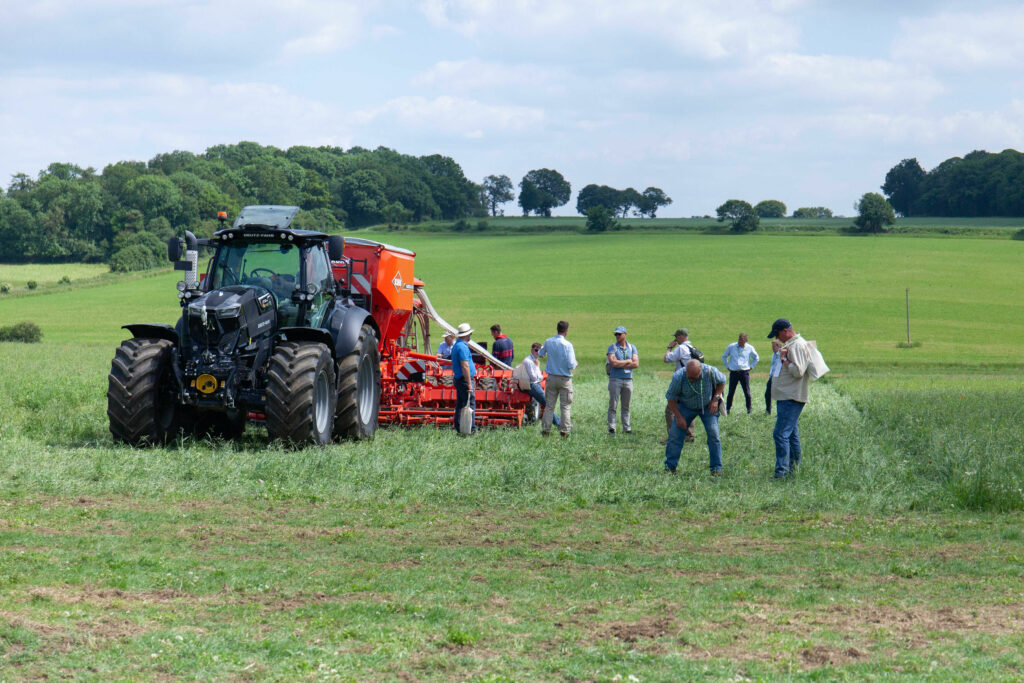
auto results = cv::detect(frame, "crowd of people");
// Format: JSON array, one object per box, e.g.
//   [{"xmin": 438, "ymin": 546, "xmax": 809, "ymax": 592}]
[{"xmin": 440, "ymin": 317, "xmax": 827, "ymax": 478}]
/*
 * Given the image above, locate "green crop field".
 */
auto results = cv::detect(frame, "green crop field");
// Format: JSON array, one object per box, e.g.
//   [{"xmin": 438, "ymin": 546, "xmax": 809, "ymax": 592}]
[{"xmin": 1, "ymin": 231, "xmax": 1023, "ymax": 679}]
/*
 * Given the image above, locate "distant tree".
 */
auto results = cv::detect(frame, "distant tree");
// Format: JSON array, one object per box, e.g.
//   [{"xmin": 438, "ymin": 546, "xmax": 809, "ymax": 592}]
[
  {"xmin": 854, "ymin": 192, "xmax": 895, "ymax": 233},
  {"xmin": 481, "ymin": 174, "xmax": 514, "ymax": 216},
  {"xmin": 716, "ymin": 199, "xmax": 759, "ymax": 232},
  {"xmin": 121, "ymin": 175, "xmax": 184, "ymax": 224},
  {"xmin": 7, "ymin": 173, "xmax": 34, "ymax": 196},
  {"xmin": 338, "ymin": 169, "xmax": 388, "ymax": 225},
  {"xmin": 576, "ymin": 184, "xmax": 619, "ymax": 215},
  {"xmin": 617, "ymin": 187, "xmax": 642, "ymax": 218},
  {"xmin": 585, "ymin": 205, "xmax": 617, "ymax": 232},
  {"xmin": 518, "ymin": 169, "xmax": 571, "ymax": 217},
  {"xmin": 754, "ymin": 199, "xmax": 787, "ymax": 218},
  {"xmin": 39, "ymin": 162, "xmax": 86, "ymax": 181},
  {"xmin": 636, "ymin": 187, "xmax": 672, "ymax": 218},
  {"xmin": 792, "ymin": 206, "xmax": 833, "ymax": 218},
  {"xmin": 881, "ymin": 158, "xmax": 926, "ymax": 217}
]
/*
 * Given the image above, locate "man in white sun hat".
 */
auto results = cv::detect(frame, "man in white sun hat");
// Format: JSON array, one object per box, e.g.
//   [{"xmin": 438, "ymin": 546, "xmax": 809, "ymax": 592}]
[{"xmin": 451, "ymin": 322, "xmax": 476, "ymax": 434}]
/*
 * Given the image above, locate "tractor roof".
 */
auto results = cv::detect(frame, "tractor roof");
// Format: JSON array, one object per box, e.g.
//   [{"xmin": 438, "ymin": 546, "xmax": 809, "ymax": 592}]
[{"xmin": 214, "ymin": 205, "xmax": 327, "ymax": 245}]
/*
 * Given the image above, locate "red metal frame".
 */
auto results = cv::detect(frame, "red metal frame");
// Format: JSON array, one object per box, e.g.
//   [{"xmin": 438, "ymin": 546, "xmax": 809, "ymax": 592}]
[
  {"xmin": 335, "ymin": 238, "xmax": 533, "ymax": 429},
  {"xmin": 377, "ymin": 342, "xmax": 531, "ymax": 428}
]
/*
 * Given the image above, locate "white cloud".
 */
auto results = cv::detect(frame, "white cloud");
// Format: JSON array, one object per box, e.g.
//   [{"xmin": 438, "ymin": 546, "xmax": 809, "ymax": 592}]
[
  {"xmin": 353, "ymin": 95, "xmax": 545, "ymax": 137},
  {"xmin": 0, "ymin": 73, "xmax": 352, "ymax": 178},
  {"xmin": 417, "ymin": 0, "xmax": 800, "ymax": 61},
  {"xmin": 893, "ymin": 6, "xmax": 1024, "ymax": 70},
  {"xmin": 413, "ymin": 59, "xmax": 566, "ymax": 93},
  {"xmin": 0, "ymin": 0, "xmax": 372, "ymax": 69},
  {"xmin": 742, "ymin": 53, "xmax": 944, "ymax": 103}
]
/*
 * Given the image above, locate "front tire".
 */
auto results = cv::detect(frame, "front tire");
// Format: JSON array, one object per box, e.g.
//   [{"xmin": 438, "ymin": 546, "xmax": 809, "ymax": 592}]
[
  {"xmin": 265, "ymin": 342, "xmax": 336, "ymax": 446},
  {"xmin": 107, "ymin": 338, "xmax": 180, "ymax": 446},
  {"xmin": 334, "ymin": 324, "xmax": 381, "ymax": 440}
]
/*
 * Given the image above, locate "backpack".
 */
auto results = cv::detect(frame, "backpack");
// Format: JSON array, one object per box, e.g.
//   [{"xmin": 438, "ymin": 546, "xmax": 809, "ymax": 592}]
[{"xmin": 686, "ymin": 343, "xmax": 704, "ymax": 363}]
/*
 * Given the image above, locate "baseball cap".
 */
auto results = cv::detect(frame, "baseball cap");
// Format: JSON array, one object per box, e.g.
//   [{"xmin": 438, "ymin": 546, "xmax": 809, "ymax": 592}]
[
  {"xmin": 614, "ymin": 325, "xmax": 627, "ymax": 334},
  {"xmin": 673, "ymin": 328, "xmax": 688, "ymax": 337},
  {"xmin": 767, "ymin": 318, "xmax": 792, "ymax": 339}
]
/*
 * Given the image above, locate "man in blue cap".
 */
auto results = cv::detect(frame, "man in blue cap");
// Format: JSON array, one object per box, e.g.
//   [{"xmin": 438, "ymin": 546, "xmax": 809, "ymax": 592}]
[
  {"xmin": 606, "ymin": 325, "xmax": 638, "ymax": 434},
  {"xmin": 767, "ymin": 318, "xmax": 812, "ymax": 478}
]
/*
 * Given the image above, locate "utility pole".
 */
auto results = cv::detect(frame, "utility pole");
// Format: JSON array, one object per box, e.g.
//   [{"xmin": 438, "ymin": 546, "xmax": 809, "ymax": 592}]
[{"xmin": 905, "ymin": 288, "xmax": 911, "ymax": 345}]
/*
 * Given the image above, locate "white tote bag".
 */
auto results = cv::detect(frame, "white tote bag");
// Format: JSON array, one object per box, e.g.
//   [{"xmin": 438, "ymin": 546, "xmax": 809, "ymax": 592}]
[{"xmin": 806, "ymin": 340, "xmax": 830, "ymax": 380}]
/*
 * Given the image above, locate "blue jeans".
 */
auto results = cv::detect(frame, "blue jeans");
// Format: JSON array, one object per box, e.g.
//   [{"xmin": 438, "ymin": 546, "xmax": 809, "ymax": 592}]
[
  {"xmin": 664, "ymin": 404, "xmax": 722, "ymax": 472},
  {"xmin": 527, "ymin": 382, "xmax": 559, "ymax": 426},
  {"xmin": 453, "ymin": 379, "xmax": 476, "ymax": 433},
  {"xmin": 773, "ymin": 399, "xmax": 805, "ymax": 477}
]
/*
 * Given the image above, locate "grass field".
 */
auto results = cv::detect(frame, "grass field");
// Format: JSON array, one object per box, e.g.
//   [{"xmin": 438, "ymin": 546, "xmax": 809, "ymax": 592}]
[
  {"xmin": 1, "ymin": 231, "xmax": 1023, "ymax": 679},
  {"xmin": 0, "ymin": 263, "xmax": 110, "ymax": 295},
  {"xmin": 390, "ymin": 215, "xmax": 1024, "ymax": 238}
]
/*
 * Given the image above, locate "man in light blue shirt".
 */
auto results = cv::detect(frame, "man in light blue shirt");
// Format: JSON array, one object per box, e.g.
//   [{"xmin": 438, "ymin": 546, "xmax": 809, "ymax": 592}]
[
  {"xmin": 764, "ymin": 339, "xmax": 782, "ymax": 414},
  {"xmin": 436, "ymin": 333, "xmax": 455, "ymax": 360},
  {"xmin": 539, "ymin": 320, "xmax": 577, "ymax": 436},
  {"xmin": 721, "ymin": 333, "xmax": 759, "ymax": 414}
]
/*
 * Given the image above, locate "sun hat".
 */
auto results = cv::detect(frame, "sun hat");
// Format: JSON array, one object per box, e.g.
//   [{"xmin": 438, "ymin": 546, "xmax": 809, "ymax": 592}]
[
  {"xmin": 767, "ymin": 318, "xmax": 792, "ymax": 339},
  {"xmin": 456, "ymin": 322, "xmax": 474, "ymax": 338}
]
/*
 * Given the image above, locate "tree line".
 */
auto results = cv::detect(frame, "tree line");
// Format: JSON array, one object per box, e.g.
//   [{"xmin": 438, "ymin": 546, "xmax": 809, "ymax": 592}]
[
  {"xmin": 882, "ymin": 149, "xmax": 1024, "ymax": 217},
  {"xmin": 0, "ymin": 142, "xmax": 685, "ymax": 267},
  {"xmin": 0, "ymin": 143, "xmax": 488, "ymax": 267}
]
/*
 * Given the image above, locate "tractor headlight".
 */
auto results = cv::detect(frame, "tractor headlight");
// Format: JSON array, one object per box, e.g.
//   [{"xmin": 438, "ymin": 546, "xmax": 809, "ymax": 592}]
[
  {"xmin": 188, "ymin": 303, "xmax": 204, "ymax": 317},
  {"xmin": 216, "ymin": 304, "xmax": 241, "ymax": 318}
]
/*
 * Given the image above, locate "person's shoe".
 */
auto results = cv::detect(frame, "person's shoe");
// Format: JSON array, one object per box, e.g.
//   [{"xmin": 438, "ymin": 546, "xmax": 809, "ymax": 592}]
[
  {"xmin": 659, "ymin": 438, "xmax": 668, "ymax": 445},
  {"xmin": 541, "ymin": 431, "xmax": 551, "ymax": 437},
  {"xmin": 664, "ymin": 467, "xmax": 677, "ymax": 475},
  {"xmin": 624, "ymin": 428, "xmax": 632, "ymax": 434},
  {"xmin": 560, "ymin": 432, "xmax": 569, "ymax": 439},
  {"xmin": 608, "ymin": 426, "xmax": 615, "ymax": 434},
  {"xmin": 684, "ymin": 435, "xmax": 695, "ymax": 443},
  {"xmin": 710, "ymin": 469, "xmax": 722, "ymax": 476}
]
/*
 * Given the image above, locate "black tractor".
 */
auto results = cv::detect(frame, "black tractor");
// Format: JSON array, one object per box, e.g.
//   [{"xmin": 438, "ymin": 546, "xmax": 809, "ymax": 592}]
[{"xmin": 107, "ymin": 205, "xmax": 381, "ymax": 446}]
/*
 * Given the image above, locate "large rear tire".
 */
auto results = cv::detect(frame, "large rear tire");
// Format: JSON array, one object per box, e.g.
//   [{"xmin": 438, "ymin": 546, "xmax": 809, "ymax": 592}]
[
  {"xmin": 334, "ymin": 324, "xmax": 381, "ymax": 440},
  {"xmin": 107, "ymin": 338, "xmax": 180, "ymax": 446},
  {"xmin": 265, "ymin": 342, "xmax": 336, "ymax": 446}
]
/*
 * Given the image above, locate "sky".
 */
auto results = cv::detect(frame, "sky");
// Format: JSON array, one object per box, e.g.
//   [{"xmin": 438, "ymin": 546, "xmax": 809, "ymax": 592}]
[{"xmin": 2, "ymin": 0, "xmax": 1024, "ymax": 217}]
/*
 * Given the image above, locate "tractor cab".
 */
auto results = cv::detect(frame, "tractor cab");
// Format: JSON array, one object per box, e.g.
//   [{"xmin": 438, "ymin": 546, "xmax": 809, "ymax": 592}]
[{"xmin": 203, "ymin": 205, "xmax": 340, "ymax": 328}]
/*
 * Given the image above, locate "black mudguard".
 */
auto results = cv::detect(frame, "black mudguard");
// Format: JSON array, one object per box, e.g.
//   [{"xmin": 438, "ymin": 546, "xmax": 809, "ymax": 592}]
[
  {"xmin": 325, "ymin": 304, "xmax": 379, "ymax": 358},
  {"xmin": 276, "ymin": 326, "xmax": 335, "ymax": 353},
  {"xmin": 123, "ymin": 323, "xmax": 178, "ymax": 345}
]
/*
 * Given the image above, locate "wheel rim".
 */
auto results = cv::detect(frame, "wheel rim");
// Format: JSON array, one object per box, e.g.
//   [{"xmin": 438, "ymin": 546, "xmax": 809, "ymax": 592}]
[
  {"xmin": 314, "ymin": 369, "xmax": 330, "ymax": 434},
  {"xmin": 357, "ymin": 353, "xmax": 376, "ymax": 424}
]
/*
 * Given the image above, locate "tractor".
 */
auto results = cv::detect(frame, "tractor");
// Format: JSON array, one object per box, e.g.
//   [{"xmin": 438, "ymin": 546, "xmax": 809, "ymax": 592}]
[{"xmin": 107, "ymin": 205, "xmax": 381, "ymax": 446}]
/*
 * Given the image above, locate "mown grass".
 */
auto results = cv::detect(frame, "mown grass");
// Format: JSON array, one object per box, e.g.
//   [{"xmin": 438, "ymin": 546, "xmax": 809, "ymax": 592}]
[
  {"xmin": 0, "ymin": 263, "xmax": 109, "ymax": 284},
  {"xmin": 1, "ymin": 231, "xmax": 1023, "ymax": 678},
  {"xmin": 0, "ymin": 263, "xmax": 110, "ymax": 296}
]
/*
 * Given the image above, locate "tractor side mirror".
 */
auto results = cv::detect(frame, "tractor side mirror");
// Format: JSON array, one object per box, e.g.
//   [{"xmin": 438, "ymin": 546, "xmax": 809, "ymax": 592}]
[
  {"xmin": 167, "ymin": 237, "xmax": 184, "ymax": 262},
  {"xmin": 328, "ymin": 235, "xmax": 345, "ymax": 261}
]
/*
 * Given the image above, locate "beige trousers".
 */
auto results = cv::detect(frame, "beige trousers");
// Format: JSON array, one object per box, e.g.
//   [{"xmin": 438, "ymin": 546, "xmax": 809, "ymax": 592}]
[{"xmin": 543, "ymin": 375, "xmax": 573, "ymax": 434}]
